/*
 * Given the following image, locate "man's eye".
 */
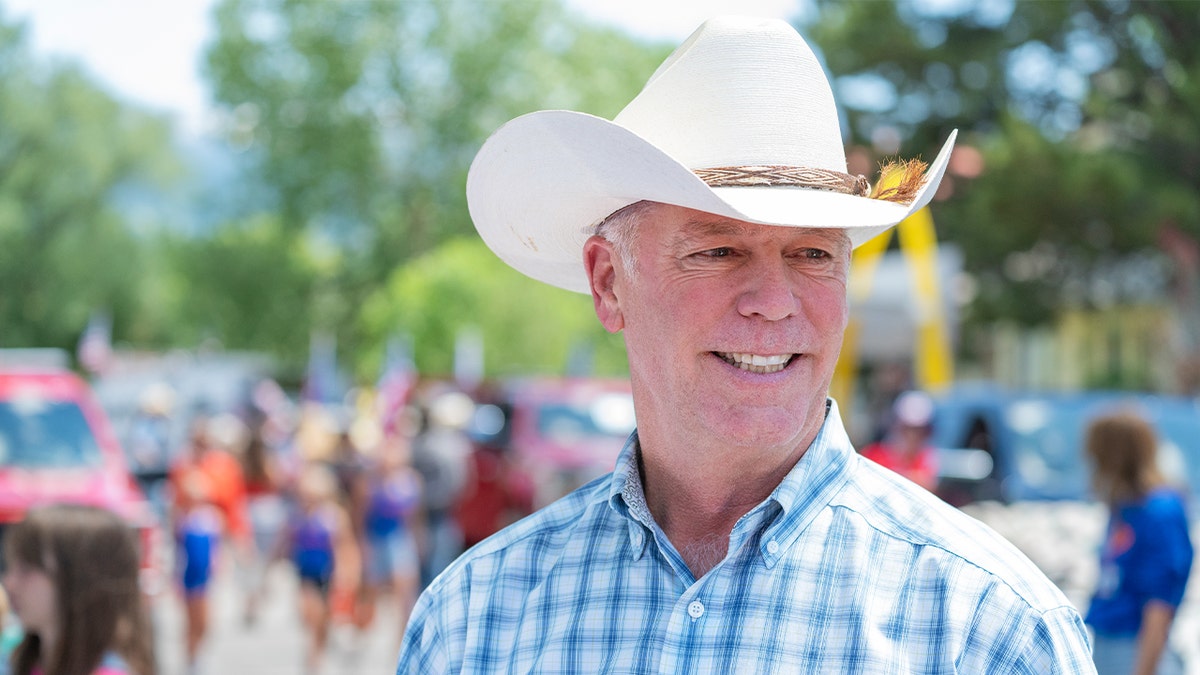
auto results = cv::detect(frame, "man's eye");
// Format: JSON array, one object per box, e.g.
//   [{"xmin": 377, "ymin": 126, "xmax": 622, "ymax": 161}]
[
  {"xmin": 801, "ymin": 248, "xmax": 830, "ymax": 259},
  {"xmin": 700, "ymin": 247, "xmax": 733, "ymax": 258}
]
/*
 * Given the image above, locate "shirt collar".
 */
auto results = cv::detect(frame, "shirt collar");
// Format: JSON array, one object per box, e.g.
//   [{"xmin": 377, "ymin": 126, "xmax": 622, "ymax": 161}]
[
  {"xmin": 608, "ymin": 400, "xmax": 857, "ymax": 565},
  {"xmin": 609, "ymin": 431, "xmax": 652, "ymax": 559},
  {"xmin": 757, "ymin": 398, "xmax": 856, "ymax": 567}
]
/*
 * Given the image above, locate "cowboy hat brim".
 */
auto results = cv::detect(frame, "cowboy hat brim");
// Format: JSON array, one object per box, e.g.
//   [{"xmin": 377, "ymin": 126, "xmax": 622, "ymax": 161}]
[{"xmin": 467, "ymin": 109, "xmax": 957, "ymax": 294}]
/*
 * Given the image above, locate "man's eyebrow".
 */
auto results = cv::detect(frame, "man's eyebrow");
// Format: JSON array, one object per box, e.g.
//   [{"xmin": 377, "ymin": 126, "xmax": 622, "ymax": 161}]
[
  {"xmin": 680, "ymin": 219, "xmax": 751, "ymax": 237},
  {"xmin": 667, "ymin": 219, "xmax": 752, "ymax": 248},
  {"xmin": 670, "ymin": 218, "xmax": 848, "ymax": 248}
]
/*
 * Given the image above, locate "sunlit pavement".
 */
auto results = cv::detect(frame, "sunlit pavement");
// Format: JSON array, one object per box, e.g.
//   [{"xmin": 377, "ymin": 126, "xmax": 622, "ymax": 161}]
[{"xmin": 152, "ymin": 554, "xmax": 404, "ymax": 675}]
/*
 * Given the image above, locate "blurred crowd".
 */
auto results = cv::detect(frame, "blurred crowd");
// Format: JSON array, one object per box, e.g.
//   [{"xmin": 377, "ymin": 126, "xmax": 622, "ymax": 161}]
[
  {"xmin": 0, "ymin": 372, "xmax": 535, "ymax": 675},
  {"xmin": 1, "ymin": 370, "xmax": 1196, "ymax": 674}
]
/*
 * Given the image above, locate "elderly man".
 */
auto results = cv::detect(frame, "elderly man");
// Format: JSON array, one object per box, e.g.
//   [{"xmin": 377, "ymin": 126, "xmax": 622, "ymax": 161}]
[{"xmin": 397, "ymin": 16, "xmax": 1094, "ymax": 673}]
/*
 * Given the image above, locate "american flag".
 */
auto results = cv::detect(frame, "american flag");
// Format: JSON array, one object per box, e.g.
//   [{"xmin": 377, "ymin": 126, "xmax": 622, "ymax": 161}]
[
  {"xmin": 301, "ymin": 331, "xmax": 344, "ymax": 405},
  {"xmin": 76, "ymin": 310, "xmax": 112, "ymax": 374},
  {"xmin": 376, "ymin": 334, "xmax": 417, "ymax": 437}
]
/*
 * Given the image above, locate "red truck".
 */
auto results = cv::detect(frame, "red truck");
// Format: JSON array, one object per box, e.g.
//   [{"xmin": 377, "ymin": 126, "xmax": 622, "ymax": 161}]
[{"xmin": 0, "ymin": 356, "xmax": 160, "ymax": 592}]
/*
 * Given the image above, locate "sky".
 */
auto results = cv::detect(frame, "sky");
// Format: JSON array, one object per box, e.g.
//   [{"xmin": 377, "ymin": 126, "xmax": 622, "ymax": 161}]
[{"xmin": 1, "ymin": 0, "xmax": 801, "ymax": 137}]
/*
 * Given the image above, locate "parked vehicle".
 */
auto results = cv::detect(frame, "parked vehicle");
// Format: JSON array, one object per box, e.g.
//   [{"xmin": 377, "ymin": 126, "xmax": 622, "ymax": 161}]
[
  {"xmin": 469, "ymin": 377, "xmax": 636, "ymax": 510},
  {"xmin": 0, "ymin": 355, "xmax": 160, "ymax": 592},
  {"xmin": 931, "ymin": 384, "xmax": 1200, "ymax": 506},
  {"xmin": 928, "ymin": 383, "xmax": 1200, "ymax": 670}
]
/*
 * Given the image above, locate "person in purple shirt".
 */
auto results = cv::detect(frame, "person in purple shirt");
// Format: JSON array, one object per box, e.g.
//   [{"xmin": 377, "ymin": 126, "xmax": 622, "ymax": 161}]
[
  {"xmin": 1085, "ymin": 410, "xmax": 1194, "ymax": 675},
  {"xmin": 280, "ymin": 464, "xmax": 354, "ymax": 675},
  {"xmin": 361, "ymin": 435, "xmax": 424, "ymax": 641}
]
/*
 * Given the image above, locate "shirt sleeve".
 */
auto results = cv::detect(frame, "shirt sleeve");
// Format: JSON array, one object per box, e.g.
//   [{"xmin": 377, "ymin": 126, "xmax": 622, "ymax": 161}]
[
  {"xmin": 958, "ymin": 600, "xmax": 1095, "ymax": 674},
  {"xmin": 1011, "ymin": 605, "xmax": 1097, "ymax": 674},
  {"xmin": 396, "ymin": 590, "xmax": 452, "ymax": 674}
]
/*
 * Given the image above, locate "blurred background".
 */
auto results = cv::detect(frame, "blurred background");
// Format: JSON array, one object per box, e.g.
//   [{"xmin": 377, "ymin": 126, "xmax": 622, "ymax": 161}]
[
  {"xmin": 1, "ymin": 0, "xmax": 1199, "ymax": 673},
  {"xmin": 2, "ymin": 0, "xmax": 1197, "ymax": 397}
]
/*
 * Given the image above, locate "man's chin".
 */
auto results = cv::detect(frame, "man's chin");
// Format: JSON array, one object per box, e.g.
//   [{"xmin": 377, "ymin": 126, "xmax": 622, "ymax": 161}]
[{"xmin": 703, "ymin": 408, "xmax": 820, "ymax": 453}]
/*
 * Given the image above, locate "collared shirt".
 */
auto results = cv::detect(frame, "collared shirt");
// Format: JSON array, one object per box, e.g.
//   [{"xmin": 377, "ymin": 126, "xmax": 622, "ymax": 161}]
[{"xmin": 397, "ymin": 401, "xmax": 1095, "ymax": 674}]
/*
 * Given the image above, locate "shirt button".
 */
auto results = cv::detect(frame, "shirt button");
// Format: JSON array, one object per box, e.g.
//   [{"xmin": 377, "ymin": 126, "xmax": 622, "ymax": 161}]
[
  {"xmin": 687, "ymin": 601, "xmax": 705, "ymax": 619},
  {"xmin": 766, "ymin": 539, "xmax": 780, "ymax": 555}
]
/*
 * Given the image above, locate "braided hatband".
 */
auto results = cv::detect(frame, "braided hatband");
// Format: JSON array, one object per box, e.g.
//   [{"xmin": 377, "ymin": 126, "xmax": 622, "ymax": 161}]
[{"xmin": 694, "ymin": 165, "xmax": 870, "ymax": 196}]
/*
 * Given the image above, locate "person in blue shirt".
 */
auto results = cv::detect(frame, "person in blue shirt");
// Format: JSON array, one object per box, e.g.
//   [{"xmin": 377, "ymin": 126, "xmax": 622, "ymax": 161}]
[
  {"xmin": 1084, "ymin": 410, "xmax": 1194, "ymax": 675},
  {"xmin": 360, "ymin": 435, "xmax": 424, "ymax": 642},
  {"xmin": 397, "ymin": 16, "xmax": 1095, "ymax": 673}
]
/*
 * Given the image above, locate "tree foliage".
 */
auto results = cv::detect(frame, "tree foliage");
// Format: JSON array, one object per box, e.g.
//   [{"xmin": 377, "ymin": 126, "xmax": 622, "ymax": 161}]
[
  {"xmin": 162, "ymin": 215, "xmax": 324, "ymax": 365},
  {"xmin": 7, "ymin": 0, "xmax": 1197, "ymax": 382},
  {"xmin": 807, "ymin": 0, "xmax": 1200, "ymax": 327},
  {"xmin": 361, "ymin": 237, "xmax": 627, "ymax": 380},
  {"xmin": 203, "ymin": 0, "xmax": 667, "ymax": 373},
  {"xmin": 0, "ymin": 13, "xmax": 179, "ymax": 350}
]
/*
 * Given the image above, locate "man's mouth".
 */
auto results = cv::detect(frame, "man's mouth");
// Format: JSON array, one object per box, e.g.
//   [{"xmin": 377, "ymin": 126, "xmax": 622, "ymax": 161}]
[{"xmin": 715, "ymin": 352, "xmax": 796, "ymax": 374}]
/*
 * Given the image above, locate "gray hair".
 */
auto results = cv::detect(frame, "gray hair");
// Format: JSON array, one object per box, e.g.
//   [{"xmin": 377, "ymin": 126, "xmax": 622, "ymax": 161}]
[{"xmin": 592, "ymin": 200, "xmax": 658, "ymax": 275}]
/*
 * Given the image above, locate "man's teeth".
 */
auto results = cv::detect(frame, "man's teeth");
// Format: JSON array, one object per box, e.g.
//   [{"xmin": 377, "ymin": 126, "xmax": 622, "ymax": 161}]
[{"xmin": 717, "ymin": 352, "xmax": 793, "ymax": 374}]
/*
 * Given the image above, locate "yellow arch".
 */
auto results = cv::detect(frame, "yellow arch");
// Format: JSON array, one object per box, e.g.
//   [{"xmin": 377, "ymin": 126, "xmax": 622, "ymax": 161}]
[{"xmin": 831, "ymin": 205, "xmax": 954, "ymax": 408}]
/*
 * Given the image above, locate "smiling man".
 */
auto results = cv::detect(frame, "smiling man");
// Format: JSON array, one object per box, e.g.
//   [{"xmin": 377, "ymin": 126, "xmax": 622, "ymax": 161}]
[{"xmin": 396, "ymin": 16, "xmax": 1095, "ymax": 674}]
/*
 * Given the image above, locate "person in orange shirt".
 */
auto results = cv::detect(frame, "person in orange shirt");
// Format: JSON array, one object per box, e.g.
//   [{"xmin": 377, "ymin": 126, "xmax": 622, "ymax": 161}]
[
  {"xmin": 860, "ymin": 390, "xmax": 939, "ymax": 492},
  {"xmin": 174, "ymin": 416, "xmax": 251, "ymax": 542},
  {"xmin": 168, "ymin": 415, "xmax": 250, "ymax": 673}
]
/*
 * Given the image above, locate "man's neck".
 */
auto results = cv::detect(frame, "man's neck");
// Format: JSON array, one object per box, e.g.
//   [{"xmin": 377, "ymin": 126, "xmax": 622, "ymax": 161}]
[{"xmin": 636, "ymin": 435, "xmax": 809, "ymax": 578}]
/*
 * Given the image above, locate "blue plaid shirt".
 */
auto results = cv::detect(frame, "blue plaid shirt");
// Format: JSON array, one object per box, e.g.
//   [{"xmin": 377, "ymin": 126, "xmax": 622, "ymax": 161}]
[{"xmin": 397, "ymin": 401, "xmax": 1095, "ymax": 673}]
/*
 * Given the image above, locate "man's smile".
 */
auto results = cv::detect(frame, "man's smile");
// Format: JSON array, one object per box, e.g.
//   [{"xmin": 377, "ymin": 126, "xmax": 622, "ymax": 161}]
[{"xmin": 714, "ymin": 351, "xmax": 798, "ymax": 375}]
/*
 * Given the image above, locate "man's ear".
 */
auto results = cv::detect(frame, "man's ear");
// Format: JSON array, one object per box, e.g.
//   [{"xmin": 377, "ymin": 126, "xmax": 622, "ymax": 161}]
[{"xmin": 583, "ymin": 235, "xmax": 624, "ymax": 333}]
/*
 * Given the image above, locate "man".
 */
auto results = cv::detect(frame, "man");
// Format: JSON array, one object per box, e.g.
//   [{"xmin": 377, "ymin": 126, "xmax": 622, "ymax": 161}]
[{"xmin": 397, "ymin": 16, "xmax": 1094, "ymax": 673}]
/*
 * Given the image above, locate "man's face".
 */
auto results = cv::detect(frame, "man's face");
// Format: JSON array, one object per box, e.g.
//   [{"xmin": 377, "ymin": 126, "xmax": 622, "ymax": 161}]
[{"xmin": 586, "ymin": 203, "xmax": 851, "ymax": 454}]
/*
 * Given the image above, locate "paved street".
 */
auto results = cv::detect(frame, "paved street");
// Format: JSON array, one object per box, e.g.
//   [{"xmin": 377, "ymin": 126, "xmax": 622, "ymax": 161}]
[{"xmin": 152, "ymin": 558, "xmax": 403, "ymax": 675}]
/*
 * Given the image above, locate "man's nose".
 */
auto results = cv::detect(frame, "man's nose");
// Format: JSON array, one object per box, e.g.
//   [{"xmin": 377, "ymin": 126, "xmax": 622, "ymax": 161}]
[{"xmin": 736, "ymin": 258, "xmax": 800, "ymax": 321}]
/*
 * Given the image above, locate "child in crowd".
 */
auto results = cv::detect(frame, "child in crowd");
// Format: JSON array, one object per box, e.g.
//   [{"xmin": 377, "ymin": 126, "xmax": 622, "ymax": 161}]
[
  {"xmin": 278, "ymin": 464, "xmax": 355, "ymax": 674},
  {"xmin": 238, "ymin": 415, "xmax": 289, "ymax": 626},
  {"xmin": 171, "ymin": 472, "xmax": 223, "ymax": 674},
  {"xmin": 1, "ymin": 504, "xmax": 155, "ymax": 675},
  {"xmin": 360, "ymin": 434, "xmax": 424, "ymax": 640}
]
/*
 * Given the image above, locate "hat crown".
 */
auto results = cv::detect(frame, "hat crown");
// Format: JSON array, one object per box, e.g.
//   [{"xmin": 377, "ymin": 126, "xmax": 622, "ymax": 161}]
[
  {"xmin": 614, "ymin": 16, "xmax": 847, "ymax": 173},
  {"xmin": 464, "ymin": 15, "xmax": 956, "ymax": 293}
]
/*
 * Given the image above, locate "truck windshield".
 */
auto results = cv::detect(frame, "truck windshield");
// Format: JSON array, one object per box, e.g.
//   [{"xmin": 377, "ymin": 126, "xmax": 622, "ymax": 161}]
[{"xmin": 0, "ymin": 399, "xmax": 104, "ymax": 468}]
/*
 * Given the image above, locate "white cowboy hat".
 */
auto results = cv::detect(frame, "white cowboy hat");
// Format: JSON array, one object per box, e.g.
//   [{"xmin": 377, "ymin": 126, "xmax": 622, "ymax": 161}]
[{"xmin": 467, "ymin": 15, "xmax": 957, "ymax": 294}]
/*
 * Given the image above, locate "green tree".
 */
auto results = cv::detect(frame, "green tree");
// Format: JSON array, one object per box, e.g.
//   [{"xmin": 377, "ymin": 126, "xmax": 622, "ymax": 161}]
[
  {"xmin": 0, "ymin": 11, "xmax": 180, "ymax": 351},
  {"xmin": 203, "ymin": 0, "xmax": 665, "ymax": 373},
  {"xmin": 806, "ymin": 0, "xmax": 1200, "ymax": 329},
  {"xmin": 162, "ymin": 215, "xmax": 324, "ymax": 365},
  {"xmin": 361, "ymin": 237, "xmax": 626, "ymax": 379}
]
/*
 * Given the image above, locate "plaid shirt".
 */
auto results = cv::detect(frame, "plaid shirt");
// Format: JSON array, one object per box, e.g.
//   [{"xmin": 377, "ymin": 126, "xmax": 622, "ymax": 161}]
[{"xmin": 397, "ymin": 401, "xmax": 1095, "ymax": 674}]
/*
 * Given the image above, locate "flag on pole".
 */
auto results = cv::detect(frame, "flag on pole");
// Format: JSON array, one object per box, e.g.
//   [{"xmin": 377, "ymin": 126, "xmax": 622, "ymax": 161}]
[
  {"xmin": 377, "ymin": 334, "xmax": 417, "ymax": 438},
  {"xmin": 302, "ymin": 331, "xmax": 343, "ymax": 405},
  {"xmin": 77, "ymin": 310, "xmax": 112, "ymax": 375},
  {"xmin": 454, "ymin": 327, "xmax": 484, "ymax": 392}
]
